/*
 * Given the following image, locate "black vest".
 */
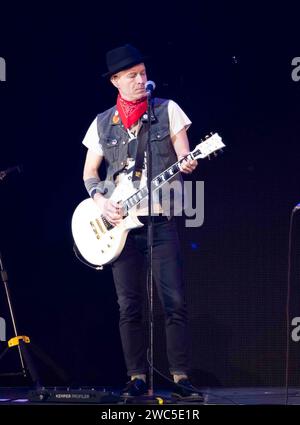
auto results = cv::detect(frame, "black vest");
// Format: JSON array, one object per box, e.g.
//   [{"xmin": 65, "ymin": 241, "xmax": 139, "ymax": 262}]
[{"xmin": 96, "ymin": 98, "xmax": 183, "ymax": 214}]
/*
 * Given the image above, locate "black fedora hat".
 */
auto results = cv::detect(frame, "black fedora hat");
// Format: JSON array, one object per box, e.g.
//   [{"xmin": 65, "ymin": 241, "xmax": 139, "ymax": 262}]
[{"xmin": 102, "ymin": 44, "xmax": 146, "ymax": 78}]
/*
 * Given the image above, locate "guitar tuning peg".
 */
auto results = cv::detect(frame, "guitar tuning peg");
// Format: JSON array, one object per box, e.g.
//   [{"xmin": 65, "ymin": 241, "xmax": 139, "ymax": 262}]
[
  {"xmin": 205, "ymin": 134, "xmax": 210, "ymax": 139},
  {"xmin": 213, "ymin": 152, "xmax": 218, "ymax": 157},
  {"xmin": 220, "ymin": 148, "xmax": 224, "ymax": 153},
  {"xmin": 207, "ymin": 154, "xmax": 211, "ymax": 160}
]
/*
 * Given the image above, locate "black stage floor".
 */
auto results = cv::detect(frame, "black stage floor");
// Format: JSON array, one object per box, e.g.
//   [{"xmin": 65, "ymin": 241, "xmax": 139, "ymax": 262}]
[{"xmin": 0, "ymin": 386, "xmax": 299, "ymax": 405}]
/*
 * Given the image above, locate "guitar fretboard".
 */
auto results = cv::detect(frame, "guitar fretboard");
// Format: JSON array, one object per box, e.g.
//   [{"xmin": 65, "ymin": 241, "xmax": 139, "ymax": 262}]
[
  {"xmin": 98, "ymin": 132, "xmax": 224, "ymax": 227},
  {"xmin": 123, "ymin": 153, "xmax": 195, "ymax": 212}
]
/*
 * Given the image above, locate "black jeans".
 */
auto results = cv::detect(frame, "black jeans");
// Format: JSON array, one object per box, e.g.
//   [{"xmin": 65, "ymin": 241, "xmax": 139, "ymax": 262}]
[{"xmin": 111, "ymin": 217, "xmax": 189, "ymax": 377}]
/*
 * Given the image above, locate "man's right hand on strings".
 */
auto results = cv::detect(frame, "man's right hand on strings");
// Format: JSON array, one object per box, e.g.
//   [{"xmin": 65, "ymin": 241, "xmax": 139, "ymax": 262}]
[{"xmin": 94, "ymin": 194, "xmax": 123, "ymax": 226}]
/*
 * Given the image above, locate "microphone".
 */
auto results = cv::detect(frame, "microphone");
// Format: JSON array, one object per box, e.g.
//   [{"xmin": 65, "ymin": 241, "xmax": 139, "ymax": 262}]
[{"xmin": 145, "ymin": 80, "xmax": 156, "ymax": 97}]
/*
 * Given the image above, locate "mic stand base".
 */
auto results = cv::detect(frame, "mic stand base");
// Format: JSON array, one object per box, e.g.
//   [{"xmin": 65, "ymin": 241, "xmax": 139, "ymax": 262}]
[
  {"xmin": 0, "ymin": 252, "xmax": 68, "ymax": 387},
  {"xmin": 121, "ymin": 392, "xmax": 171, "ymax": 405}
]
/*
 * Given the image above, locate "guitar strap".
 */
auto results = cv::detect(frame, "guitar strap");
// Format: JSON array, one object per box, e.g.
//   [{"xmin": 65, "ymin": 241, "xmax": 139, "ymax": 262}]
[
  {"xmin": 131, "ymin": 125, "xmax": 148, "ymax": 188},
  {"xmin": 132, "ymin": 100, "xmax": 157, "ymax": 188}
]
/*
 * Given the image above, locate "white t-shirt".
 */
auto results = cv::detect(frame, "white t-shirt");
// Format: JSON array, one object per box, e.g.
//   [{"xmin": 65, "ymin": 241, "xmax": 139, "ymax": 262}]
[
  {"xmin": 82, "ymin": 100, "xmax": 191, "ymax": 156},
  {"xmin": 82, "ymin": 100, "xmax": 192, "ymax": 215}
]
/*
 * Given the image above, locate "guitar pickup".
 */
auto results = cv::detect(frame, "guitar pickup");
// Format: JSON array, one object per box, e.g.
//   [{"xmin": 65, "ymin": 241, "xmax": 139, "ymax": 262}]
[{"xmin": 90, "ymin": 221, "xmax": 100, "ymax": 239}]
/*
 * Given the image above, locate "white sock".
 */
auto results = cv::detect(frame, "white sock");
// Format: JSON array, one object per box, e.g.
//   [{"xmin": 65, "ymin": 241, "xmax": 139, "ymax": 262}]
[
  {"xmin": 131, "ymin": 374, "xmax": 146, "ymax": 383},
  {"xmin": 173, "ymin": 374, "xmax": 188, "ymax": 383}
]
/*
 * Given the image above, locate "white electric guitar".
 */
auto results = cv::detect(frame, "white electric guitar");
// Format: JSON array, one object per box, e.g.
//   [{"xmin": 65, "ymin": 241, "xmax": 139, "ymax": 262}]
[{"xmin": 72, "ymin": 133, "xmax": 225, "ymax": 268}]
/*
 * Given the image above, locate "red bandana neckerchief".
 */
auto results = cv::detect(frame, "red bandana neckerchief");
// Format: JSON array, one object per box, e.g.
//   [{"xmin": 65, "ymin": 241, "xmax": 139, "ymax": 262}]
[{"xmin": 116, "ymin": 94, "xmax": 147, "ymax": 129}]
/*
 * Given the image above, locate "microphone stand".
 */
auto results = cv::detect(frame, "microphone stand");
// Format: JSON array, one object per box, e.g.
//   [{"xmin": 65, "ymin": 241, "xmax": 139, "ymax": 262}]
[
  {"xmin": 0, "ymin": 168, "xmax": 39, "ymax": 383},
  {"xmin": 0, "ymin": 251, "xmax": 27, "ymax": 377},
  {"xmin": 0, "ymin": 167, "xmax": 67, "ymax": 387},
  {"xmin": 145, "ymin": 91, "xmax": 155, "ymax": 397}
]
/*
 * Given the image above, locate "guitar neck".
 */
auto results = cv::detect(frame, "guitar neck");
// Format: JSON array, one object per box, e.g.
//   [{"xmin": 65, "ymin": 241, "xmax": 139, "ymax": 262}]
[{"xmin": 123, "ymin": 152, "xmax": 195, "ymax": 213}]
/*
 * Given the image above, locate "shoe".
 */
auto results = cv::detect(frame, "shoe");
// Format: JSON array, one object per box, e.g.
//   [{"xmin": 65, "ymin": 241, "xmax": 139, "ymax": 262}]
[
  {"xmin": 171, "ymin": 379, "xmax": 204, "ymax": 402},
  {"xmin": 120, "ymin": 378, "xmax": 148, "ymax": 398}
]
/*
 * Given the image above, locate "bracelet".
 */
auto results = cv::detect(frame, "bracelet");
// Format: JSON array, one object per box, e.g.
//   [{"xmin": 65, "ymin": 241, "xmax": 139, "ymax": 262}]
[
  {"xmin": 84, "ymin": 177, "xmax": 100, "ymax": 198},
  {"xmin": 90, "ymin": 188, "xmax": 97, "ymax": 199}
]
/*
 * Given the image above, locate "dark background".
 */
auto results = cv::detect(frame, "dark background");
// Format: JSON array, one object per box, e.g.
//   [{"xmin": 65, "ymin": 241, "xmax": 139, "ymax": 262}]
[{"xmin": 1, "ymin": 2, "xmax": 300, "ymax": 388}]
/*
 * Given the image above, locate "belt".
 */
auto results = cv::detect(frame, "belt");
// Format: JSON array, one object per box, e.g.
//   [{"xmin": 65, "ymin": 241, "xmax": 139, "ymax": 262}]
[{"xmin": 137, "ymin": 215, "xmax": 169, "ymax": 225}]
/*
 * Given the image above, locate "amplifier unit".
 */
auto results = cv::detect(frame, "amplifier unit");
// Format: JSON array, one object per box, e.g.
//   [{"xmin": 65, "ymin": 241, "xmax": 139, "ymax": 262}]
[{"xmin": 28, "ymin": 387, "xmax": 120, "ymax": 404}]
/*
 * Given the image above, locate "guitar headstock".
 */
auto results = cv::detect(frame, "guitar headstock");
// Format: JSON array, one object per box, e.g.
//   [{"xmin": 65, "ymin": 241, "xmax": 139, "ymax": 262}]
[{"xmin": 192, "ymin": 133, "xmax": 225, "ymax": 160}]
